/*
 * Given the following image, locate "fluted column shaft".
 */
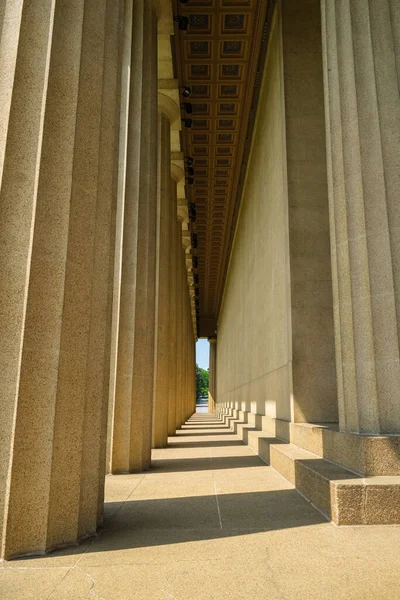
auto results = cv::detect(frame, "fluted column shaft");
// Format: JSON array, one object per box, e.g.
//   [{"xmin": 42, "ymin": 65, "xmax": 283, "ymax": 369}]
[
  {"xmin": 167, "ymin": 177, "xmax": 179, "ymax": 435},
  {"xmin": 111, "ymin": 0, "xmax": 158, "ymax": 472},
  {"xmin": 322, "ymin": 0, "xmax": 400, "ymax": 433},
  {"xmin": 186, "ymin": 275, "xmax": 195, "ymax": 420},
  {"xmin": 191, "ymin": 329, "xmax": 195, "ymax": 416},
  {"xmin": 193, "ymin": 333, "xmax": 196, "ymax": 414},
  {"xmin": 188, "ymin": 298, "xmax": 194, "ymax": 418},
  {"xmin": 191, "ymin": 337, "xmax": 195, "ymax": 416},
  {"xmin": 208, "ymin": 338, "xmax": 217, "ymax": 414},
  {"xmin": 0, "ymin": 0, "xmax": 56, "ymax": 557},
  {"xmin": 181, "ymin": 251, "xmax": 188, "ymax": 425},
  {"xmin": 106, "ymin": 0, "xmax": 134, "ymax": 473},
  {"xmin": 175, "ymin": 223, "xmax": 184, "ymax": 429},
  {"xmin": 187, "ymin": 331, "xmax": 191, "ymax": 420},
  {"xmin": 153, "ymin": 110, "xmax": 172, "ymax": 448},
  {"xmin": 184, "ymin": 258, "xmax": 189, "ymax": 422},
  {"xmin": 181, "ymin": 262, "xmax": 186, "ymax": 425},
  {"xmin": 0, "ymin": 0, "xmax": 121, "ymax": 559},
  {"xmin": 184, "ymin": 286, "xmax": 190, "ymax": 421}
]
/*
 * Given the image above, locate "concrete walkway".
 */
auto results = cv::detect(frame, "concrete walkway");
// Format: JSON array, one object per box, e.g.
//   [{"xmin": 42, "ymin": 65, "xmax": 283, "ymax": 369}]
[{"xmin": 1, "ymin": 414, "xmax": 400, "ymax": 599}]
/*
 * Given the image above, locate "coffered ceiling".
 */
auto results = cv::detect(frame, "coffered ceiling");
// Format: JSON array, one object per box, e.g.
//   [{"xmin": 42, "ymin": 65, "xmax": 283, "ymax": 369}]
[{"xmin": 172, "ymin": 0, "xmax": 272, "ymax": 337}]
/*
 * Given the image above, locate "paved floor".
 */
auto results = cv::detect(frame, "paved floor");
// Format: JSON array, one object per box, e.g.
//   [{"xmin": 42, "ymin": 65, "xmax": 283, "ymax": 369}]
[{"xmin": 1, "ymin": 414, "xmax": 400, "ymax": 599}]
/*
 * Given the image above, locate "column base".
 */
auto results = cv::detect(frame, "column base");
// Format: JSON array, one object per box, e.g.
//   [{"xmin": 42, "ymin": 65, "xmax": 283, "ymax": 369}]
[
  {"xmin": 2, "ymin": 527, "xmax": 100, "ymax": 562},
  {"xmin": 216, "ymin": 407, "xmax": 400, "ymax": 525}
]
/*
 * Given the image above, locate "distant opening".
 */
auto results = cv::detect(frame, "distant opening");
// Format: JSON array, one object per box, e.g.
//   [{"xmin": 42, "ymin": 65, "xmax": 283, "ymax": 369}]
[{"xmin": 195, "ymin": 339, "xmax": 209, "ymax": 413}]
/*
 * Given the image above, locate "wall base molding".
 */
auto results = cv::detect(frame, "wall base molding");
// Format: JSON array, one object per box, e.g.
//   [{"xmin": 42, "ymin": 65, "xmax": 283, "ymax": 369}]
[{"xmin": 216, "ymin": 406, "xmax": 400, "ymax": 525}]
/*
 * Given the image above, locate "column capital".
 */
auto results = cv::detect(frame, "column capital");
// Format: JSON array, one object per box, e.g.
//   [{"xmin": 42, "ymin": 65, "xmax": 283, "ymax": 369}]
[
  {"xmin": 177, "ymin": 205, "xmax": 189, "ymax": 223},
  {"xmin": 171, "ymin": 162, "xmax": 184, "ymax": 183},
  {"xmin": 158, "ymin": 92, "xmax": 180, "ymax": 128},
  {"xmin": 182, "ymin": 233, "xmax": 191, "ymax": 250}
]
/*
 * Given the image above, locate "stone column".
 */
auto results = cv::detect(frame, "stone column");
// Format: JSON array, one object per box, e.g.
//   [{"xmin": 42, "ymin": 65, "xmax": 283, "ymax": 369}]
[
  {"xmin": 181, "ymin": 254, "xmax": 189, "ymax": 425},
  {"xmin": 191, "ymin": 333, "xmax": 196, "ymax": 416},
  {"xmin": 183, "ymin": 290, "xmax": 190, "ymax": 421},
  {"xmin": 0, "ymin": 0, "xmax": 121, "ymax": 559},
  {"xmin": 181, "ymin": 266, "xmax": 186, "ymax": 426},
  {"xmin": 188, "ymin": 303, "xmax": 194, "ymax": 418},
  {"xmin": 111, "ymin": 0, "xmax": 158, "ymax": 472},
  {"xmin": 0, "ymin": 0, "xmax": 56, "ymax": 557},
  {"xmin": 179, "ymin": 224, "xmax": 191, "ymax": 424},
  {"xmin": 175, "ymin": 224, "xmax": 184, "ymax": 429},
  {"xmin": 153, "ymin": 95, "xmax": 180, "ymax": 447},
  {"xmin": 186, "ymin": 323, "xmax": 191, "ymax": 421},
  {"xmin": 186, "ymin": 271, "xmax": 195, "ymax": 421},
  {"xmin": 183, "ymin": 250, "xmax": 189, "ymax": 425},
  {"xmin": 321, "ymin": 0, "xmax": 400, "ymax": 433},
  {"xmin": 153, "ymin": 109, "xmax": 171, "ymax": 448},
  {"xmin": 106, "ymin": 0, "xmax": 134, "ymax": 473},
  {"xmin": 208, "ymin": 337, "xmax": 217, "ymax": 414},
  {"xmin": 167, "ymin": 169, "xmax": 182, "ymax": 435},
  {"xmin": 191, "ymin": 329, "xmax": 195, "ymax": 416}
]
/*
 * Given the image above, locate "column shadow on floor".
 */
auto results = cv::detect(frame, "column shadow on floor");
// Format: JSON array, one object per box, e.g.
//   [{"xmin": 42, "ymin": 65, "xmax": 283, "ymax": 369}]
[
  {"xmin": 10, "ymin": 416, "xmax": 330, "ymax": 561},
  {"xmin": 167, "ymin": 440, "xmax": 244, "ymax": 448},
  {"xmin": 151, "ymin": 455, "xmax": 264, "ymax": 472},
  {"xmin": 174, "ymin": 431, "xmax": 235, "ymax": 436},
  {"xmin": 181, "ymin": 424, "xmax": 224, "ymax": 427},
  {"xmin": 94, "ymin": 488, "xmax": 327, "ymax": 553}
]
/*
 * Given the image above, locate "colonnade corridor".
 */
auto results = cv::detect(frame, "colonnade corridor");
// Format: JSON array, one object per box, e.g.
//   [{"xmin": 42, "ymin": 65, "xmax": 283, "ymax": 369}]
[
  {"xmin": 0, "ymin": 412, "xmax": 399, "ymax": 599},
  {"xmin": 1, "ymin": 0, "xmax": 400, "ymax": 597}
]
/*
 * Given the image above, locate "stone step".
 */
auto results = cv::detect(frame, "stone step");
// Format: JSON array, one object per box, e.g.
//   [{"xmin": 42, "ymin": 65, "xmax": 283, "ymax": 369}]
[
  {"xmin": 218, "ymin": 409, "xmax": 400, "ymax": 477},
  {"xmin": 289, "ymin": 421, "xmax": 400, "ymax": 477},
  {"xmin": 289, "ymin": 422, "xmax": 333, "ymax": 457},
  {"xmin": 223, "ymin": 413, "xmax": 400, "ymax": 525}
]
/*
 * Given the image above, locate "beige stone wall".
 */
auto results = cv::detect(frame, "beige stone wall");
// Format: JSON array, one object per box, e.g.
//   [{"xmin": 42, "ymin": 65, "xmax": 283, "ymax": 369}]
[
  {"xmin": 217, "ymin": 0, "xmax": 337, "ymax": 425},
  {"xmin": 217, "ymin": 8, "xmax": 292, "ymax": 421}
]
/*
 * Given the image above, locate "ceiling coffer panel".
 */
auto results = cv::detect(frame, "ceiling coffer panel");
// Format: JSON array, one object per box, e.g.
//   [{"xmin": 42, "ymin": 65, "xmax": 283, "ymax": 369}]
[{"xmin": 173, "ymin": 0, "xmax": 270, "ymax": 337}]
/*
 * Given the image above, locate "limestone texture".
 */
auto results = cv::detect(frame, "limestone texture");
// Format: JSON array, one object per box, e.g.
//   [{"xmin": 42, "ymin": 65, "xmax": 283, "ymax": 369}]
[{"xmin": 1, "ymin": 416, "xmax": 400, "ymax": 599}]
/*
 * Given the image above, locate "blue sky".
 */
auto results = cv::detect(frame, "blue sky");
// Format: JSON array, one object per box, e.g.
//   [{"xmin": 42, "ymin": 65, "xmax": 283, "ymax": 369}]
[{"xmin": 196, "ymin": 338, "xmax": 209, "ymax": 370}]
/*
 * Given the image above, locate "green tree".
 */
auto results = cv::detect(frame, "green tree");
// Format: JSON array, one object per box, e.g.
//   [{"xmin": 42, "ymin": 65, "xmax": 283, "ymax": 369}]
[{"xmin": 196, "ymin": 363, "xmax": 209, "ymax": 398}]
